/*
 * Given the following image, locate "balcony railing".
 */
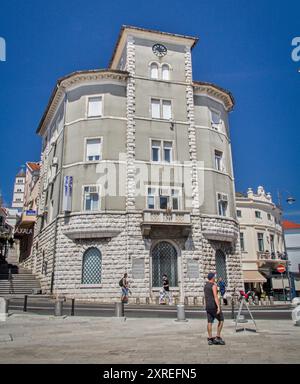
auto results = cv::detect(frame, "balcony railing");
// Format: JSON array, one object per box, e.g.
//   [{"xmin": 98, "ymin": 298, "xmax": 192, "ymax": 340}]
[
  {"xmin": 141, "ymin": 210, "xmax": 191, "ymax": 237},
  {"xmin": 257, "ymin": 251, "xmax": 287, "ymax": 262}
]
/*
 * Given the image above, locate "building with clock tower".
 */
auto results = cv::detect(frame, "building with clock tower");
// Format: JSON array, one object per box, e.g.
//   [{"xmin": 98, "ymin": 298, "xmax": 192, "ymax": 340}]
[{"xmin": 22, "ymin": 26, "xmax": 244, "ymax": 303}]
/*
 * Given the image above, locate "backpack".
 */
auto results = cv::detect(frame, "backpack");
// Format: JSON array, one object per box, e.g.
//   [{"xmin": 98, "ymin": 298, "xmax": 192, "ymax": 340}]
[{"xmin": 119, "ymin": 278, "xmax": 124, "ymax": 287}]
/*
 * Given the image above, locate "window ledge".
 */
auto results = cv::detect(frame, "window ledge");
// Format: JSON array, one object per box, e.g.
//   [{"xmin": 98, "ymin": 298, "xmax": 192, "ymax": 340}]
[{"xmin": 80, "ymin": 284, "xmax": 103, "ymax": 289}]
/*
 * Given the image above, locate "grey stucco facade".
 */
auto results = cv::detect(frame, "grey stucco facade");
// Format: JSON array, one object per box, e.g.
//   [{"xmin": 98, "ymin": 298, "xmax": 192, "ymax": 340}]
[{"xmin": 23, "ymin": 26, "xmax": 243, "ymax": 303}]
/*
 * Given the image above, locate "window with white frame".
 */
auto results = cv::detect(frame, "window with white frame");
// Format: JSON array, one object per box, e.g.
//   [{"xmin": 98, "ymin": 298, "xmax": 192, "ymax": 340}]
[
  {"xmin": 255, "ymin": 210, "xmax": 261, "ymax": 219},
  {"xmin": 87, "ymin": 96, "xmax": 102, "ymax": 118},
  {"xmin": 217, "ymin": 193, "xmax": 228, "ymax": 216},
  {"xmin": 150, "ymin": 63, "xmax": 159, "ymax": 79},
  {"xmin": 151, "ymin": 140, "xmax": 173, "ymax": 162},
  {"xmin": 240, "ymin": 232, "xmax": 245, "ymax": 251},
  {"xmin": 83, "ymin": 186, "xmax": 100, "ymax": 211},
  {"xmin": 214, "ymin": 150, "xmax": 223, "ymax": 171},
  {"xmin": 151, "ymin": 99, "xmax": 172, "ymax": 120},
  {"xmin": 86, "ymin": 138, "xmax": 102, "ymax": 161},
  {"xmin": 211, "ymin": 110, "xmax": 222, "ymax": 131},
  {"xmin": 257, "ymin": 232, "xmax": 264, "ymax": 252},
  {"xmin": 161, "ymin": 64, "xmax": 170, "ymax": 80},
  {"xmin": 151, "ymin": 99, "xmax": 161, "ymax": 119},
  {"xmin": 147, "ymin": 187, "xmax": 181, "ymax": 210}
]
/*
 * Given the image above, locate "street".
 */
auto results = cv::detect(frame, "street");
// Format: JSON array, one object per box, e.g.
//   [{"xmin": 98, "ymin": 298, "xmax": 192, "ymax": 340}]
[{"xmin": 7, "ymin": 297, "xmax": 293, "ymax": 320}]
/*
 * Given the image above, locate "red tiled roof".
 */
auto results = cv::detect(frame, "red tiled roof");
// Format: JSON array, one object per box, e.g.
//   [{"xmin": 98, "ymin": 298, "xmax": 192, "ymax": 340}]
[
  {"xmin": 27, "ymin": 162, "xmax": 40, "ymax": 172},
  {"xmin": 282, "ymin": 220, "xmax": 300, "ymax": 230}
]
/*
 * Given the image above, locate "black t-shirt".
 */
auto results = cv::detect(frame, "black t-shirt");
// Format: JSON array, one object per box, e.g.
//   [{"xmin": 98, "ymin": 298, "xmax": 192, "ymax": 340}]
[
  {"xmin": 163, "ymin": 278, "xmax": 169, "ymax": 291},
  {"xmin": 204, "ymin": 281, "xmax": 217, "ymax": 310}
]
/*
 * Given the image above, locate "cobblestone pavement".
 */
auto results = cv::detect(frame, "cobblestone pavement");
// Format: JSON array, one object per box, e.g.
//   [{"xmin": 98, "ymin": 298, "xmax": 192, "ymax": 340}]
[{"xmin": 0, "ymin": 312, "xmax": 299, "ymax": 364}]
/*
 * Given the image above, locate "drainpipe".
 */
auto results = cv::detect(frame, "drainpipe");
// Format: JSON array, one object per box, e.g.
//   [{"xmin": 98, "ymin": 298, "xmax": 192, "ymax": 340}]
[{"xmin": 50, "ymin": 87, "xmax": 67, "ymax": 294}]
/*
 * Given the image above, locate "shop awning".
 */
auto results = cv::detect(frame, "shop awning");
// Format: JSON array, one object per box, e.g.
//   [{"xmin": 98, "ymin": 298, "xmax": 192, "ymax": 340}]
[{"xmin": 243, "ymin": 270, "xmax": 267, "ymax": 283}]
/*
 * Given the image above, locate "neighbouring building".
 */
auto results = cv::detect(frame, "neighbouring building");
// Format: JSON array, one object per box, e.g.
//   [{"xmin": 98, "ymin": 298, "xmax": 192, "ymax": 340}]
[
  {"xmin": 283, "ymin": 220, "xmax": 300, "ymax": 297},
  {"xmin": 14, "ymin": 162, "xmax": 41, "ymax": 263},
  {"xmin": 236, "ymin": 186, "xmax": 289, "ymax": 299},
  {"xmin": 11, "ymin": 169, "xmax": 26, "ymax": 211},
  {"xmin": 0, "ymin": 207, "xmax": 13, "ymax": 261},
  {"xmin": 22, "ymin": 25, "xmax": 244, "ymax": 303}
]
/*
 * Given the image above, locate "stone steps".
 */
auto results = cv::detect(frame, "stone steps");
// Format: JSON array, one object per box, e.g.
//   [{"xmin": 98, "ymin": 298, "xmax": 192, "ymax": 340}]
[{"xmin": 0, "ymin": 273, "xmax": 41, "ymax": 295}]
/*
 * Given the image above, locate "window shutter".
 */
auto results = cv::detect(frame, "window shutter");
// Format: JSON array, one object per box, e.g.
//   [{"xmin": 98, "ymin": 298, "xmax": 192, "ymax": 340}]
[
  {"xmin": 86, "ymin": 139, "xmax": 101, "ymax": 160},
  {"xmin": 162, "ymin": 100, "xmax": 172, "ymax": 119},
  {"xmin": 88, "ymin": 97, "xmax": 102, "ymax": 117},
  {"xmin": 151, "ymin": 99, "xmax": 160, "ymax": 118}
]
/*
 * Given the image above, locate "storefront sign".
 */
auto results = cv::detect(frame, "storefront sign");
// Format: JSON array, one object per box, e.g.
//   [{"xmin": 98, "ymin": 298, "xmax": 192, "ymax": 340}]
[
  {"xmin": 15, "ymin": 228, "xmax": 33, "ymax": 235},
  {"xmin": 25, "ymin": 210, "xmax": 37, "ymax": 216}
]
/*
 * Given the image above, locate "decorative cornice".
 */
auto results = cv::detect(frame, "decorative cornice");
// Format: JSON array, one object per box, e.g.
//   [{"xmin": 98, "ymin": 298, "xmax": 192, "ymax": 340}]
[
  {"xmin": 36, "ymin": 69, "xmax": 129, "ymax": 136},
  {"xmin": 193, "ymin": 81, "xmax": 235, "ymax": 111}
]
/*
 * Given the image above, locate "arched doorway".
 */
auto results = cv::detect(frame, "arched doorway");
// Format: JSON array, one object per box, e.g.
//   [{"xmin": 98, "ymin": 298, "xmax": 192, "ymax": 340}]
[
  {"xmin": 215, "ymin": 249, "xmax": 227, "ymax": 284},
  {"xmin": 152, "ymin": 241, "xmax": 178, "ymax": 287}
]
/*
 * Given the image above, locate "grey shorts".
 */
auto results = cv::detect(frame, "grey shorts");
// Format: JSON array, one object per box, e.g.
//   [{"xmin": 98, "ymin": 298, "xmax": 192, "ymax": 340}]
[{"xmin": 206, "ymin": 309, "xmax": 224, "ymax": 323}]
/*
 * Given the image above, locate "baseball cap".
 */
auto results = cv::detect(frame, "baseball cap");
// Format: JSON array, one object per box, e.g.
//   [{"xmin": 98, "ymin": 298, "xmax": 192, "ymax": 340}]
[{"xmin": 207, "ymin": 272, "xmax": 215, "ymax": 280}]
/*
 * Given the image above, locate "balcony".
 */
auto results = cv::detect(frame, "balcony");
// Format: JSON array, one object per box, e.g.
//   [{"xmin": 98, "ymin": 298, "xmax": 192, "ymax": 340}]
[
  {"xmin": 201, "ymin": 216, "xmax": 239, "ymax": 243},
  {"xmin": 257, "ymin": 251, "xmax": 287, "ymax": 263},
  {"xmin": 141, "ymin": 210, "xmax": 191, "ymax": 237}
]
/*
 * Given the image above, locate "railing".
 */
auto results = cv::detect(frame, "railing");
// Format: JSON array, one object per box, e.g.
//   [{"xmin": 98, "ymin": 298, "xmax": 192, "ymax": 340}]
[
  {"xmin": 257, "ymin": 251, "xmax": 287, "ymax": 261},
  {"xmin": 143, "ymin": 210, "xmax": 191, "ymax": 225}
]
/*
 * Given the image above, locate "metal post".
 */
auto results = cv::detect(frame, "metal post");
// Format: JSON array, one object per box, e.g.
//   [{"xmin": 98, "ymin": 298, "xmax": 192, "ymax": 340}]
[
  {"xmin": 115, "ymin": 302, "xmax": 124, "ymax": 317},
  {"xmin": 23, "ymin": 295, "xmax": 28, "ymax": 312},
  {"xmin": 176, "ymin": 304, "xmax": 187, "ymax": 322},
  {"xmin": 54, "ymin": 299, "xmax": 63, "ymax": 316},
  {"xmin": 281, "ymin": 273, "xmax": 286, "ymax": 303},
  {"xmin": 71, "ymin": 298, "xmax": 75, "ymax": 316},
  {"xmin": 231, "ymin": 297, "xmax": 235, "ymax": 319}
]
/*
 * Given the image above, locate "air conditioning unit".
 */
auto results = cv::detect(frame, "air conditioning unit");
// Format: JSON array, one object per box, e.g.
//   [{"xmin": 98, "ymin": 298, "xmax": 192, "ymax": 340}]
[
  {"xmin": 218, "ymin": 193, "xmax": 228, "ymax": 201},
  {"xmin": 52, "ymin": 157, "xmax": 58, "ymax": 166}
]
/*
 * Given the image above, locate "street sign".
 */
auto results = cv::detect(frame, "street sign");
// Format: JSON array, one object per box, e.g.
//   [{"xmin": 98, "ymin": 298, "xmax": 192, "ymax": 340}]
[{"xmin": 277, "ymin": 264, "xmax": 286, "ymax": 273}]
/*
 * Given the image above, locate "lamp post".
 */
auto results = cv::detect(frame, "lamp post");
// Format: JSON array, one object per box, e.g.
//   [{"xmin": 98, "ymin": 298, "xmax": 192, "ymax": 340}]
[{"xmin": 278, "ymin": 191, "xmax": 297, "ymax": 300}]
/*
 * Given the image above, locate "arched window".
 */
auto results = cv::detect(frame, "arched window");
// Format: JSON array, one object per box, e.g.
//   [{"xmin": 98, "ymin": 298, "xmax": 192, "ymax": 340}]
[
  {"xmin": 162, "ymin": 64, "xmax": 170, "ymax": 80},
  {"xmin": 82, "ymin": 247, "xmax": 102, "ymax": 285},
  {"xmin": 215, "ymin": 249, "xmax": 227, "ymax": 284},
  {"xmin": 152, "ymin": 241, "xmax": 178, "ymax": 287},
  {"xmin": 150, "ymin": 63, "xmax": 159, "ymax": 79}
]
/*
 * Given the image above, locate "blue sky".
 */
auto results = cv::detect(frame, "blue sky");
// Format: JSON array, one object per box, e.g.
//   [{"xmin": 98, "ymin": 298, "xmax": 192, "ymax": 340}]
[{"xmin": 0, "ymin": 0, "xmax": 299, "ymax": 220}]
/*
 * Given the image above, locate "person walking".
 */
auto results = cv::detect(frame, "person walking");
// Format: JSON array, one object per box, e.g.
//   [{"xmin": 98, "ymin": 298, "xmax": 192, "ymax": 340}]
[
  {"xmin": 160, "ymin": 274, "xmax": 172, "ymax": 305},
  {"xmin": 217, "ymin": 277, "xmax": 228, "ymax": 305},
  {"xmin": 204, "ymin": 272, "xmax": 225, "ymax": 345},
  {"xmin": 119, "ymin": 273, "xmax": 130, "ymax": 303}
]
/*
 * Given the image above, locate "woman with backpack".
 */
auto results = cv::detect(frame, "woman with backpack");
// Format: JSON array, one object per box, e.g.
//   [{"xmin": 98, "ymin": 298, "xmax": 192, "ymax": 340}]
[{"xmin": 119, "ymin": 273, "xmax": 130, "ymax": 303}]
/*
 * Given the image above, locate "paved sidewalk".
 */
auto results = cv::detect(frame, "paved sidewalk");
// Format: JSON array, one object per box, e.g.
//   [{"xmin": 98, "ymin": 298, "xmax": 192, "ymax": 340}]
[{"xmin": 0, "ymin": 312, "xmax": 299, "ymax": 364}]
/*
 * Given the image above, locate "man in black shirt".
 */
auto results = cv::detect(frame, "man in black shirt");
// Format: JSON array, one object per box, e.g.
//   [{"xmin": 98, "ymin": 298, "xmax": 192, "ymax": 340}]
[{"xmin": 204, "ymin": 272, "xmax": 225, "ymax": 345}]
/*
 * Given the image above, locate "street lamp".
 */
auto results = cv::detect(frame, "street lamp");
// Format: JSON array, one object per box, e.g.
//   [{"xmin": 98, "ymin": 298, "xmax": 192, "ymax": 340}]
[{"xmin": 278, "ymin": 190, "xmax": 297, "ymax": 300}]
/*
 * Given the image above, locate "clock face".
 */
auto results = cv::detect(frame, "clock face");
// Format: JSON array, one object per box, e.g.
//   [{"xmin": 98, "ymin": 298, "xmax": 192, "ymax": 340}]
[{"xmin": 152, "ymin": 43, "xmax": 168, "ymax": 57}]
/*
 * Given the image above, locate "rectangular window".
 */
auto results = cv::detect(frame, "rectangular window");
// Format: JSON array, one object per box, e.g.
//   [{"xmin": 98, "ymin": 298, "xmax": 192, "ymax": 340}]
[
  {"xmin": 240, "ymin": 233, "xmax": 245, "ymax": 251},
  {"xmin": 237, "ymin": 210, "xmax": 242, "ymax": 218},
  {"xmin": 83, "ymin": 186, "xmax": 100, "ymax": 211},
  {"xmin": 171, "ymin": 189, "xmax": 179, "ymax": 210},
  {"xmin": 86, "ymin": 138, "xmax": 102, "ymax": 161},
  {"xmin": 268, "ymin": 213, "xmax": 271, "ymax": 221},
  {"xmin": 270, "ymin": 234, "xmax": 275, "ymax": 253},
  {"xmin": 255, "ymin": 211, "xmax": 261, "ymax": 219},
  {"xmin": 159, "ymin": 195, "xmax": 169, "ymax": 210},
  {"xmin": 151, "ymin": 99, "xmax": 172, "ymax": 119},
  {"xmin": 147, "ymin": 188, "xmax": 155, "ymax": 209},
  {"xmin": 163, "ymin": 141, "xmax": 172, "ymax": 162},
  {"xmin": 151, "ymin": 140, "xmax": 161, "ymax": 162},
  {"xmin": 257, "ymin": 233, "xmax": 264, "ymax": 252},
  {"xmin": 215, "ymin": 150, "xmax": 223, "ymax": 171},
  {"xmin": 87, "ymin": 97, "xmax": 102, "ymax": 117},
  {"xmin": 211, "ymin": 110, "xmax": 221, "ymax": 130},
  {"xmin": 162, "ymin": 100, "xmax": 172, "ymax": 120},
  {"xmin": 151, "ymin": 99, "xmax": 160, "ymax": 119},
  {"xmin": 217, "ymin": 193, "xmax": 228, "ymax": 217}
]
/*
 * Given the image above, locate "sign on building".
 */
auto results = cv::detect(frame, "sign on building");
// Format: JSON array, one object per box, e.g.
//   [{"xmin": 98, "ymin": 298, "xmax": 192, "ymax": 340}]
[
  {"xmin": 132, "ymin": 258, "xmax": 145, "ymax": 280},
  {"xmin": 187, "ymin": 259, "xmax": 199, "ymax": 279},
  {"xmin": 63, "ymin": 176, "xmax": 73, "ymax": 212}
]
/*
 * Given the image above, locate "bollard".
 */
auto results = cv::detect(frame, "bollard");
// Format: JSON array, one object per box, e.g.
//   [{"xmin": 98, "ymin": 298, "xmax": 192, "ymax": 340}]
[
  {"xmin": 254, "ymin": 296, "xmax": 259, "ymax": 305},
  {"xmin": 0, "ymin": 297, "xmax": 9, "ymax": 321},
  {"xmin": 71, "ymin": 298, "xmax": 75, "ymax": 316},
  {"xmin": 176, "ymin": 304, "xmax": 187, "ymax": 322},
  {"xmin": 270, "ymin": 296, "xmax": 274, "ymax": 305},
  {"xmin": 54, "ymin": 299, "xmax": 64, "ymax": 317},
  {"xmin": 115, "ymin": 302, "xmax": 124, "ymax": 317},
  {"xmin": 231, "ymin": 298, "xmax": 235, "ymax": 319},
  {"xmin": 23, "ymin": 295, "xmax": 28, "ymax": 312}
]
